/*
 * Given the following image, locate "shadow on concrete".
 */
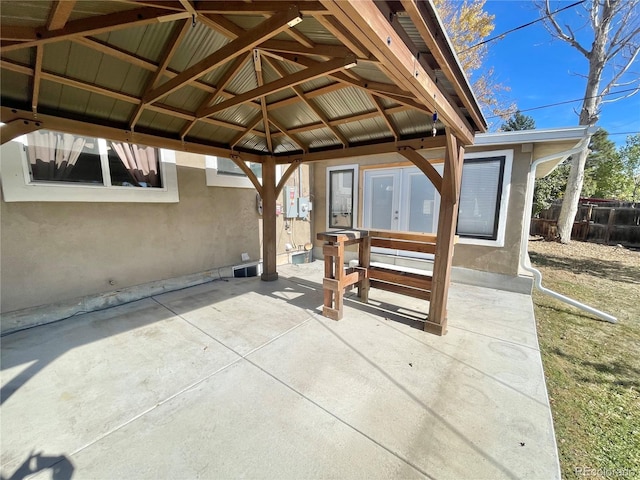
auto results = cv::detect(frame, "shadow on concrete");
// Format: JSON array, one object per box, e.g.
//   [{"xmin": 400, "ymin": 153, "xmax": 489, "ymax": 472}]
[{"xmin": 1, "ymin": 451, "xmax": 74, "ymax": 480}]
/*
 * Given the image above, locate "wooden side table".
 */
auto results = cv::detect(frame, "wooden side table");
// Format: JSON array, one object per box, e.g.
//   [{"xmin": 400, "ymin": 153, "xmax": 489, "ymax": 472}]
[{"xmin": 316, "ymin": 229, "xmax": 370, "ymax": 320}]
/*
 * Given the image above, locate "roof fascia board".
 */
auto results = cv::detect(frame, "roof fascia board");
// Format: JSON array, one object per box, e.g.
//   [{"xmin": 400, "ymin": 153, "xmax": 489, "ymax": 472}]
[
  {"xmin": 399, "ymin": 0, "xmax": 486, "ymax": 132},
  {"xmin": 473, "ymin": 126, "xmax": 598, "ymax": 146}
]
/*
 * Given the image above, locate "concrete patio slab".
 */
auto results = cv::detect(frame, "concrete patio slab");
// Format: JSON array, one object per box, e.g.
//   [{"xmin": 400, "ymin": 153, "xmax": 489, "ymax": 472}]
[{"xmin": 0, "ymin": 261, "xmax": 560, "ymax": 480}]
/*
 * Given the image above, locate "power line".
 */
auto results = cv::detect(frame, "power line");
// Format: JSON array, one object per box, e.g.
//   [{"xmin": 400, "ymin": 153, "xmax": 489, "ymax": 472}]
[
  {"xmin": 485, "ymin": 87, "xmax": 640, "ymax": 119},
  {"xmin": 458, "ymin": 0, "xmax": 585, "ymax": 54}
]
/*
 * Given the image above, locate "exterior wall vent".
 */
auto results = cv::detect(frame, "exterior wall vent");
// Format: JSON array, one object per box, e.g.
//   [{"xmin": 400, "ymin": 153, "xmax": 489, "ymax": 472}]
[{"xmin": 232, "ymin": 262, "xmax": 262, "ymax": 278}]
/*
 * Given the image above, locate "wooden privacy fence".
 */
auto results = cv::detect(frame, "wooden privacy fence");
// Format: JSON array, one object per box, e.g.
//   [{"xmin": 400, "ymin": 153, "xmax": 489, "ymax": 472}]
[
  {"xmin": 531, "ymin": 201, "xmax": 640, "ymax": 247},
  {"xmin": 317, "ymin": 229, "xmax": 453, "ymax": 321}
]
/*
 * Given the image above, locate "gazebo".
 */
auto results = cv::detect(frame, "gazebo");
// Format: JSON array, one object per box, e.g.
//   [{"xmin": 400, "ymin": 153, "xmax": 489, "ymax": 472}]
[{"xmin": 1, "ymin": 0, "xmax": 486, "ymax": 334}]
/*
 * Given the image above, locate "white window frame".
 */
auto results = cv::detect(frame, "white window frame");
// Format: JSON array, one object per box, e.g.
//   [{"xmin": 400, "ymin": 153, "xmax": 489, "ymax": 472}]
[
  {"xmin": 456, "ymin": 149, "xmax": 513, "ymax": 248},
  {"xmin": 205, "ymin": 155, "xmax": 280, "ymax": 189},
  {"xmin": 0, "ymin": 134, "xmax": 178, "ymax": 203},
  {"xmin": 326, "ymin": 164, "xmax": 359, "ymax": 230}
]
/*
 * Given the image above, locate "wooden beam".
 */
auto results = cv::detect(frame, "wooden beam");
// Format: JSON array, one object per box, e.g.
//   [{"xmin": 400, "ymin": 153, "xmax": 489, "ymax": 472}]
[
  {"xmin": 399, "ymin": 0, "xmax": 486, "ymax": 133},
  {"xmin": 275, "ymin": 160, "xmax": 301, "ymax": 197},
  {"xmin": 267, "ymin": 116, "xmax": 309, "ymax": 152},
  {"xmin": 253, "ymin": 51, "xmax": 273, "ymax": 154},
  {"xmin": 131, "ymin": 19, "xmax": 191, "ymax": 130},
  {"xmin": 195, "ymin": 2, "xmax": 328, "ymax": 15},
  {"xmin": 229, "ymin": 154, "xmax": 263, "ymax": 195},
  {"xmin": 143, "ymin": 6, "xmax": 302, "ymax": 104},
  {"xmin": 319, "ymin": 0, "xmax": 475, "ymax": 145},
  {"xmin": 261, "ymin": 156, "xmax": 279, "ymax": 281},
  {"xmin": 230, "ymin": 114, "xmax": 262, "ymax": 149},
  {"xmin": 263, "ymin": 56, "xmax": 348, "ymax": 147},
  {"xmin": 46, "ymin": 1, "xmax": 76, "ymax": 31},
  {"xmin": 32, "ymin": 45, "xmax": 44, "ymax": 114},
  {"xmin": 398, "ymin": 148, "xmax": 443, "ymax": 194},
  {"xmin": 198, "ymin": 55, "xmax": 356, "ymax": 118},
  {"xmin": 314, "ymin": 14, "xmax": 369, "ymax": 58},
  {"xmin": 0, "ymin": 106, "xmax": 262, "ymax": 163},
  {"xmin": 0, "ymin": 8, "xmax": 191, "ymax": 53},
  {"xmin": 1, "ymin": 118, "xmax": 43, "ymax": 145},
  {"xmin": 180, "ymin": 53, "xmax": 250, "ymax": 139},
  {"xmin": 260, "ymin": 40, "xmax": 354, "ymax": 59},
  {"xmin": 277, "ymin": 135, "xmax": 447, "ymax": 164},
  {"xmin": 426, "ymin": 130, "xmax": 464, "ymax": 335},
  {"xmin": 0, "ymin": 26, "xmax": 36, "ymax": 41},
  {"xmin": 370, "ymin": 93, "xmax": 400, "ymax": 140}
]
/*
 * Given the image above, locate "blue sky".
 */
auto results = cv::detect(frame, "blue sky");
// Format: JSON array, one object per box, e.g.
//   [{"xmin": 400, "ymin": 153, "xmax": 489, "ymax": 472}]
[{"xmin": 481, "ymin": 0, "xmax": 640, "ymax": 146}]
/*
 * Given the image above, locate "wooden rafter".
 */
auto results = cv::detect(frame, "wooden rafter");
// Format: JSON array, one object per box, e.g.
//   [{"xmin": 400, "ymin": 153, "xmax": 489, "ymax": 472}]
[
  {"xmin": 230, "ymin": 114, "xmax": 262, "ymax": 149},
  {"xmin": 143, "ymin": 6, "xmax": 301, "ymax": 105},
  {"xmin": 0, "ymin": 58, "xmax": 258, "ymax": 135},
  {"xmin": 370, "ymin": 94, "xmax": 400, "ymax": 140},
  {"xmin": 253, "ymin": 50, "xmax": 273, "ymax": 153},
  {"xmin": 263, "ymin": 56, "xmax": 348, "ymax": 147},
  {"xmin": 267, "ymin": 114, "xmax": 309, "ymax": 153},
  {"xmin": 195, "ymin": 2, "xmax": 328, "ymax": 15},
  {"xmin": 46, "ymin": 1, "xmax": 76, "ymax": 31},
  {"xmin": 314, "ymin": 15, "xmax": 369, "ymax": 59},
  {"xmin": 0, "ymin": 8, "xmax": 191, "ymax": 53},
  {"xmin": 197, "ymin": 55, "xmax": 356, "ymax": 119},
  {"xmin": 130, "ymin": 19, "xmax": 191, "ymax": 130},
  {"xmin": 181, "ymin": 53, "xmax": 251, "ymax": 139},
  {"xmin": 31, "ymin": 45, "xmax": 43, "ymax": 115}
]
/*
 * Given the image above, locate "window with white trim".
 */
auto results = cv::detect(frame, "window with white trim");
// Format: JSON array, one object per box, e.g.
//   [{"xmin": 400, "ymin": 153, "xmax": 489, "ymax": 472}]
[
  {"xmin": 327, "ymin": 164, "xmax": 358, "ymax": 229},
  {"xmin": 205, "ymin": 156, "xmax": 278, "ymax": 189},
  {"xmin": 0, "ymin": 130, "xmax": 178, "ymax": 203},
  {"xmin": 456, "ymin": 150, "xmax": 512, "ymax": 247},
  {"xmin": 457, "ymin": 157, "xmax": 505, "ymax": 240}
]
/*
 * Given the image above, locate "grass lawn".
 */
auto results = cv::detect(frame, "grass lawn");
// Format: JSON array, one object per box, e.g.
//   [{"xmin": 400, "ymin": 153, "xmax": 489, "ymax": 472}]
[{"xmin": 528, "ymin": 239, "xmax": 640, "ymax": 479}]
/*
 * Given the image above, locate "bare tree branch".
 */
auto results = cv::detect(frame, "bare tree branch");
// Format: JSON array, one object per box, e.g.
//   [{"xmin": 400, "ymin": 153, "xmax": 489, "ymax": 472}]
[
  {"xmin": 600, "ymin": 87, "xmax": 640, "ymax": 104},
  {"xmin": 544, "ymin": 0, "xmax": 590, "ymax": 57},
  {"xmin": 600, "ymin": 45, "xmax": 640, "ymax": 97}
]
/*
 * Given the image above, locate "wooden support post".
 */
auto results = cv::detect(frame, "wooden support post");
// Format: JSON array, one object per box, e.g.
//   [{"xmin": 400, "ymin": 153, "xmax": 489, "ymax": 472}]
[
  {"xmin": 604, "ymin": 208, "xmax": 616, "ymax": 245},
  {"xmin": 358, "ymin": 235, "xmax": 371, "ymax": 302},
  {"xmin": 427, "ymin": 129, "xmax": 464, "ymax": 335},
  {"xmin": 261, "ymin": 156, "xmax": 278, "ymax": 281}
]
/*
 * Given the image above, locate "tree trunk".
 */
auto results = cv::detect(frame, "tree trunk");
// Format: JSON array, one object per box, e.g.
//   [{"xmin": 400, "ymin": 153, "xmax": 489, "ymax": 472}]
[{"xmin": 556, "ymin": 1, "xmax": 612, "ymax": 243}]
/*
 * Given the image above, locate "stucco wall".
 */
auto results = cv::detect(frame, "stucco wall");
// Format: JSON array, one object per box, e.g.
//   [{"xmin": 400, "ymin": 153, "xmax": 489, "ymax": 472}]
[
  {"xmin": 451, "ymin": 145, "xmax": 531, "ymax": 276},
  {"xmin": 1, "ymin": 150, "xmax": 262, "ymax": 313}
]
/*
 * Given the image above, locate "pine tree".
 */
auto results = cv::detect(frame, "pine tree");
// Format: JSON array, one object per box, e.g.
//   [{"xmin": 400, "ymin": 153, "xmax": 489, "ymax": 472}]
[{"xmin": 501, "ymin": 110, "xmax": 536, "ymax": 131}]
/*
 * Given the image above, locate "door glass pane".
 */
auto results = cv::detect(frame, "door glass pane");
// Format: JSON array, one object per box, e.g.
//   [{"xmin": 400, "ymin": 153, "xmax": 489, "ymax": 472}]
[
  {"xmin": 408, "ymin": 173, "xmax": 437, "ymax": 233},
  {"xmin": 329, "ymin": 169, "xmax": 353, "ymax": 228},
  {"xmin": 370, "ymin": 175, "xmax": 395, "ymax": 229}
]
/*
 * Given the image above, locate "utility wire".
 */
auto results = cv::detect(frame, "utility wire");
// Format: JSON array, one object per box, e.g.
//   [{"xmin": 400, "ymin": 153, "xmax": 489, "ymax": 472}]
[
  {"xmin": 485, "ymin": 87, "xmax": 640, "ymax": 119},
  {"xmin": 458, "ymin": 0, "xmax": 585, "ymax": 54}
]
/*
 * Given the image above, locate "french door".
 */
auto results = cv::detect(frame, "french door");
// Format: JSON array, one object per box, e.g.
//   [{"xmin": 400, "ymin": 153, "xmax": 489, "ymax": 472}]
[{"xmin": 363, "ymin": 165, "xmax": 442, "ymax": 257}]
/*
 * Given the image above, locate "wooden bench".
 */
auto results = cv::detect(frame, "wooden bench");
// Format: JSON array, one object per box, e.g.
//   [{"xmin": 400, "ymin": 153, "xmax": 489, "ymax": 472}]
[{"xmin": 317, "ymin": 229, "xmax": 456, "ymax": 320}]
